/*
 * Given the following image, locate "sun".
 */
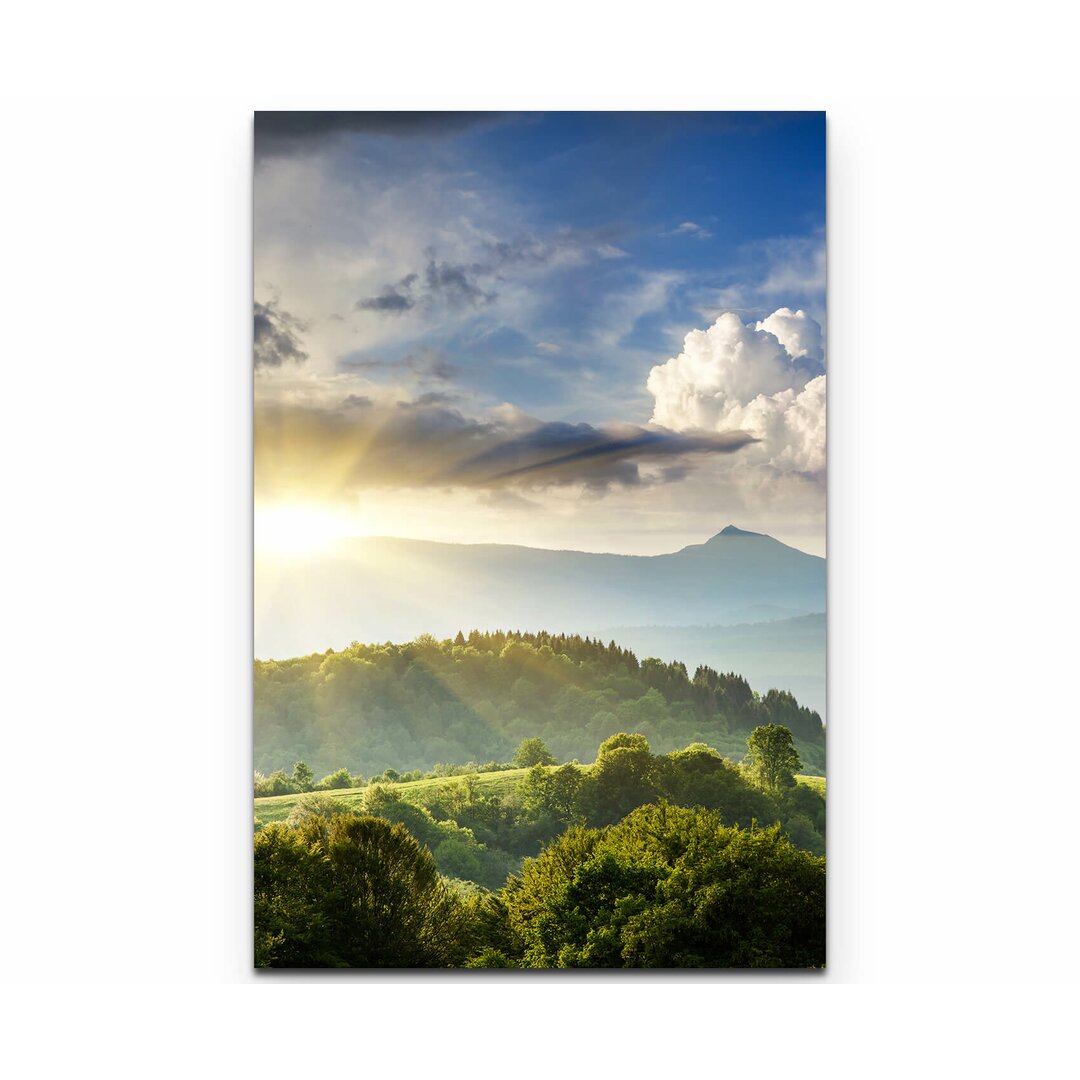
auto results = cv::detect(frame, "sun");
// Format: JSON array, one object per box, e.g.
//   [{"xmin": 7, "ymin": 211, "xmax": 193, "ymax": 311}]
[{"xmin": 255, "ymin": 504, "xmax": 358, "ymax": 555}]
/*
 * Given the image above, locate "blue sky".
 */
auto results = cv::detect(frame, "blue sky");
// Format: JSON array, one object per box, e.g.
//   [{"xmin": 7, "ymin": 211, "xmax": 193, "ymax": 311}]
[
  {"xmin": 253, "ymin": 112, "xmax": 827, "ymax": 555},
  {"xmin": 323, "ymin": 111, "xmax": 824, "ymax": 420}
]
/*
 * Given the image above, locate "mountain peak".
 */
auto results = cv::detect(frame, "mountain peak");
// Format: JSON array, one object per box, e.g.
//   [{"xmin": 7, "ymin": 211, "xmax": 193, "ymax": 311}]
[
  {"xmin": 714, "ymin": 525, "xmax": 763, "ymax": 539},
  {"xmin": 675, "ymin": 525, "xmax": 774, "ymax": 555}
]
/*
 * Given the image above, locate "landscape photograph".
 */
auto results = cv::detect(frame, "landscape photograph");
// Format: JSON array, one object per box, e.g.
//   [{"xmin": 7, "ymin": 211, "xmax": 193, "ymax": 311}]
[{"xmin": 253, "ymin": 110, "xmax": 827, "ymax": 969}]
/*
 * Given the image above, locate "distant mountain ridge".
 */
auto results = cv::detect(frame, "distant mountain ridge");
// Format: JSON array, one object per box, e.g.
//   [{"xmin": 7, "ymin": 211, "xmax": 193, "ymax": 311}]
[
  {"xmin": 255, "ymin": 526, "xmax": 826, "ymax": 663},
  {"xmin": 601, "ymin": 613, "xmax": 826, "ymax": 718}
]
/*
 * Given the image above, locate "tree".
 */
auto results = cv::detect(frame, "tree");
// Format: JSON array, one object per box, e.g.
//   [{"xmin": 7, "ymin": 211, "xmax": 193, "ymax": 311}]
[
  {"xmin": 745, "ymin": 724, "xmax": 801, "ymax": 794},
  {"xmin": 255, "ymin": 769, "xmax": 296, "ymax": 797},
  {"xmin": 660, "ymin": 743, "xmax": 777, "ymax": 829},
  {"xmin": 254, "ymin": 814, "xmax": 471, "ymax": 967},
  {"xmin": 513, "ymin": 738, "xmax": 557, "ymax": 768},
  {"xmin": 285, "ymin": 791, "xmax": 350, "ymax": 828},
  {"xmin": 292, "ymin": 760, "xmax": 314, "ymax": 792},
  {"xmin": 500, "ymin": 803, "xmax": 824, "ymax": 968},
  {"xmin": 315, "ymin": 766, "xmax": 353, "ymax": 790},
  {"xmin": 577, "ymin": 732, "xmax": 658, "ymax": 826}
]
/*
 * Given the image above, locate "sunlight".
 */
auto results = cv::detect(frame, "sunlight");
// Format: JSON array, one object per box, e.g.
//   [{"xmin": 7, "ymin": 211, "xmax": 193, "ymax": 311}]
[{"xmin": 255, "ymin": 504, "xmax": 360, "ymax": 555}]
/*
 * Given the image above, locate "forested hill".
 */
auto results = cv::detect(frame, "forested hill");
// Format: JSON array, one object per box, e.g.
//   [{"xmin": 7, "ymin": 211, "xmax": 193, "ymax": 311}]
[
  {"xmin": 255, "ymin": 630, "xmax": 825, "ymax": 778},
  {"xmin": 602, "ymin": 613, "xmax": 826, "ymax": 718},
  {"xmin": 255, "ymin": 525, "xmax": 825, "ymax": 659}
]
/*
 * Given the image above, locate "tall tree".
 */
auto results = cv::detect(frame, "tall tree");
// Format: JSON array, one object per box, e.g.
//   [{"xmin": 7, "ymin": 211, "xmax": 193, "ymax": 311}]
[
  {"xmin": 292, "ymin": 760, "xmax": 314, "ymax": 792},
  {"xmin": 745, "ymin": 724, "xmax": 802, "ymax": 794}
]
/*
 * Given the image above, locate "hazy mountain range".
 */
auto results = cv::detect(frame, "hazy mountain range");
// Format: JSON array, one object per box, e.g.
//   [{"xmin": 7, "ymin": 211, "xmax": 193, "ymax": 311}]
[{"xmin": 256, "ymin": 524, "xmax": 825, "ymax": 713}]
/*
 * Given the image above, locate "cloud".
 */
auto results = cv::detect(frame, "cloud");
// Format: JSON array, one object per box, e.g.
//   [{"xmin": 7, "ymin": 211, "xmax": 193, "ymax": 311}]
[
  {"xmin": 254, "ymin": 300, "xmax": 309, "ymax": 368},
  {"xmin": 408, "ymin": 391, "xmax": 459, "ymax": 407},
  {"xmin": 355, "ymin": 259, "xmax": 494, "ymax": 314},
  {"xmin": 341, "ymin": 348, "xmax": 459, "ymax": 383},
  {"xmin": 354, "ymin": 229, "xmax": 624, "ymax": 320},
  {"xmin": 423, "ymin": 258, "xmax": 494, "ymax": 308},
  {"xmin": 255, "ymin": 112, "xmax": 503, "ymax": 157},
  {"xmin": 669, "ymin": 221, "xmax": 713, "ymax": 240},
  {"xmin": 704, "ymin": 231, "xmax": 826, "ymax": 319},
  {"xmin": 647, "ymin": 308, "xmax": 826, "ymax": 477},
  {"xmin": 758, "ymin": 234, "xmax": 826, "ymax": 298},
  {"xmin": 754, "ymin": 307, "xmax": 823, "ymax": 362},
  {"xmin": 254, "ymin": 397, "xmax": 756, "ymax": 501},
  {"xmin": 535, "ymin": 341, "xmax": 562, "ymax": 354},
  {"xmin": 354, "ymin": 273, "xmax": 417, "ymax": 314},
  {"xmin": 476, "ymin": 489, "xmax": 540, "ymax": 512}
]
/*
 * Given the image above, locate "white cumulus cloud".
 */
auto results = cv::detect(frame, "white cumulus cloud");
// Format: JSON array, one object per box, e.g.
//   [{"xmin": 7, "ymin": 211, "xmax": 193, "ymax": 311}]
[{"xmin": 647, "ymin": 308, "xmax": 826, "ymax": 477}]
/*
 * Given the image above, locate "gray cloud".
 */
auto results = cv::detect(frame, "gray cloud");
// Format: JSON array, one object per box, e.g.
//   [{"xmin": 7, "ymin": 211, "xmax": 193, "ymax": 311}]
[
  {"xmin": 355, "ymin": 259, "xmax": 494, "ymax": 315},
  {"xmin": 409, "ymin": 391, "xmax": 459, "ymax": 406},
  {"xmin": 355, "ymin": 273, "xmax": 417, "ymax": 314},
  {"xmin": 255, "ymin": 112, "xmax": 504, "ymax": 157},
  {"xmin": 340, "ymin": 348, "xmax": 458, "ymax": 382},
  {"xmin": 255, "ymin": 398, "xmax": 757, "ymax": 500},
  {"xmin": 424, "ymin": 258, "xmax": 494, "ymax": 308},
  {"xmin": 355, "ymin": 228, "xmax": 624, "ymax": 319},
  {"xmin": 254, "ymin": 300, "xmax": 309, "ymax": 368},
  {"xmin": 450, "ymin": 422, "xmax": 755, "ymax": 490}
]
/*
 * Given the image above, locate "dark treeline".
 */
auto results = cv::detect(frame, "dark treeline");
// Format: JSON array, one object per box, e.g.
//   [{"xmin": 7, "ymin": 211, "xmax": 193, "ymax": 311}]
[
  {"xmin": 255, "ymin": 631, "xmax": 825, "ymax": 778},
  {"xmin": 255, "ymin": 727, "xmax": 826, "ymax": 967}
]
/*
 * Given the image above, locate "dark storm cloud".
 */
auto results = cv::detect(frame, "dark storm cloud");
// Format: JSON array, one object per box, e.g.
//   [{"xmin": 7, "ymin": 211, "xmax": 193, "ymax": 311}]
[
  {"xmin": 255, "ymin": 112, "xmax": 504, "ymax": 157},
  {"xmin": 254, "ymin": 300, "xmax": 309, "ymax": 368},
  {"xmin": 255, "ymin": 398, "xmax": 757, "ymax": 500},
  {"xmin": 450, "ymin": 423, "xmax": 756, "ymax": 489}
]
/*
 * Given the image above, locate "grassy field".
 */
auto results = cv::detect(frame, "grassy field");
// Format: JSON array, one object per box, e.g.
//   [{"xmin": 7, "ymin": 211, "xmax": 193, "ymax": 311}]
[
  {"xmin": 254, "ymin": 766, "xmax": 539, "ymax": 827},
  {"xmin": 254, "ymin": 766, "xmax": 826, "ymax": 829}
]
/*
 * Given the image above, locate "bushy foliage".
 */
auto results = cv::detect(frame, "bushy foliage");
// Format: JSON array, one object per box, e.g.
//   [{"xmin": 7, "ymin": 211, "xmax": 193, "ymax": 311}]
[
  {"xmin": 285, "ymin": 791, "xmax": 352, "ymax": 828},
  {"xmin": 361, "ymin": 784, "xmax": 518, "ymax": 890},
  {"xmin": 254, "ymin": 728, "xmax": 826, "ymax": 967},
  {"xmin": 314, "ymin": 767, "xmax": 355, "ymax": 790},
  {"xmin": 512, "ymin": 737, "xmax": 557, "ymax": 768},
  {"xmin": 254, "ymin": 815, "xmax": 471, "ymax": 967},
  {"xmin": 499, "ymin": 804, "xmax": 825, "ymax": 968},
  {"xmin": 254, "ymin": 769, "xmax": 298, "ymax": 797}
]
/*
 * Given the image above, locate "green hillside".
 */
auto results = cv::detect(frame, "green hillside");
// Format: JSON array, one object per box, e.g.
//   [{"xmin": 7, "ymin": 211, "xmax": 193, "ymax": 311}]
[
  {"xmin": 254, "ymin": 763, "xmax": 825, "ymax": 830},
  {"xmin": 254, "ymin": 766, "xmax": 538, "ymax": 827},
  {"xmin": 255, "ymin": 629, "xmax": 825, "ymax": 778}
]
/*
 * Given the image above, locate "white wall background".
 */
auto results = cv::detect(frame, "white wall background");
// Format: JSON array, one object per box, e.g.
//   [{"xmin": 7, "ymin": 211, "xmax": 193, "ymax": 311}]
[{"xmin": 1, "ymin": 2, "xmax": 1077, "ymax": 1073}]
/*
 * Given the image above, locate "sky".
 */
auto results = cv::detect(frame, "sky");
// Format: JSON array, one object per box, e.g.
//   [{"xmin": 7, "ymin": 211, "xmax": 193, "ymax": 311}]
[{"xmin": 253, "ymin": 112, "xmax": 826, "ymax": 556}]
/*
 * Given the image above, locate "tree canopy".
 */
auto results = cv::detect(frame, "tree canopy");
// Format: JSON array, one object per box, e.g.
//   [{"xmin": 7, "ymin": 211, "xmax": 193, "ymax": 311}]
[
  {"xmin": 502, "ymin": 803, "xmax": 825, "ymax": 968},
  {"xmin": 255, "ymin": 631, "xmax": 824, "ymax": 778},
  {"xmin": 254, "ymin": 725, "xmax": 826, "ymax": 968},
  {"xmin": 255, "ymin": 814, "xmax": 471, "ymax": 967},
  {"xmin": 512, "ymin": 738, "xmax": 557, "ymax": 768}
]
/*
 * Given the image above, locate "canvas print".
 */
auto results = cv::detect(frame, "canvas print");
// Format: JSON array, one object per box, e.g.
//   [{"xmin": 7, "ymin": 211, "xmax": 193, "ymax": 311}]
[{"xmin": 253, "ymin": 111, "xmax": 826, "ymax": 968}]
